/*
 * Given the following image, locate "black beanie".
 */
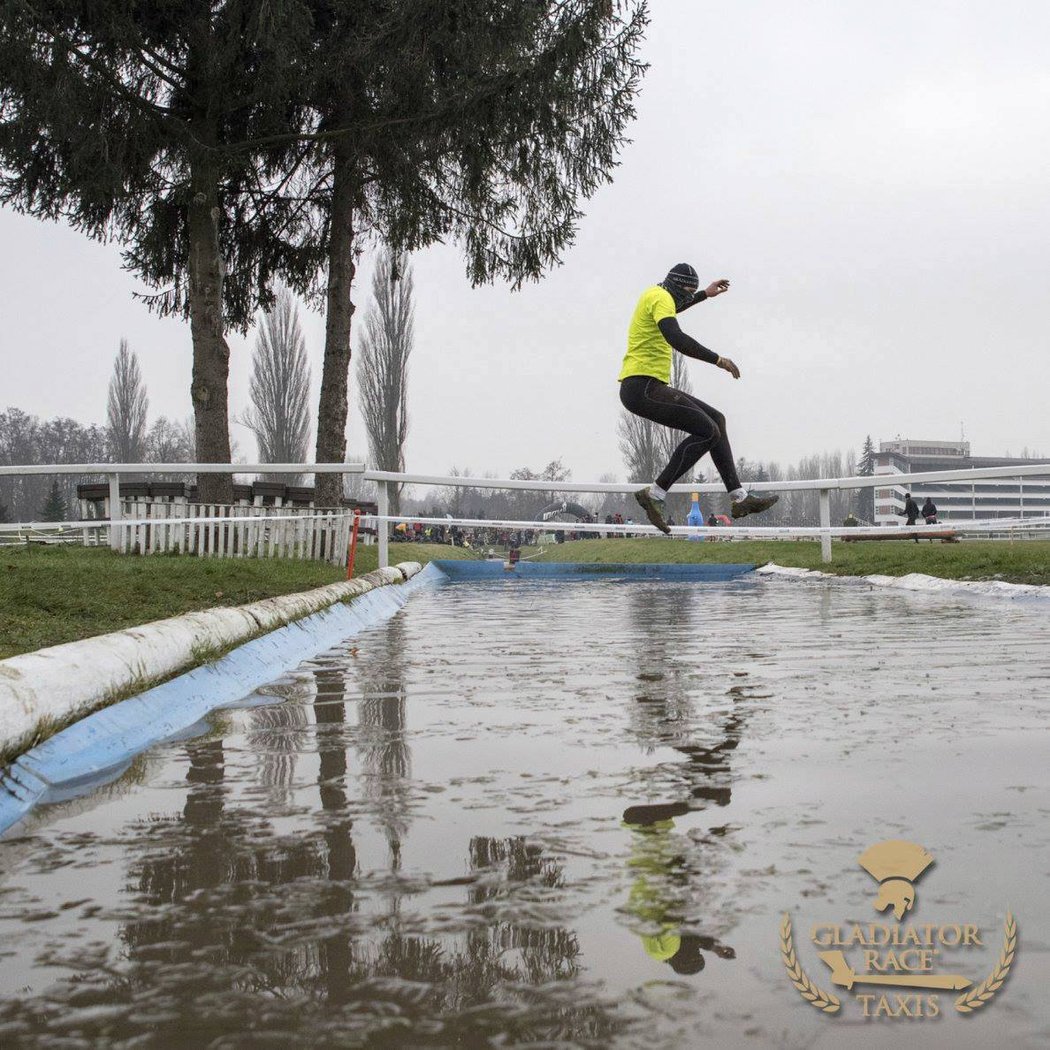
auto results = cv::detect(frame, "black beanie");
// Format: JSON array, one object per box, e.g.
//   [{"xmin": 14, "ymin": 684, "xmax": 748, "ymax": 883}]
[{"xmin": 663, "ymin": 262, "xmax": 699, "ymax": 296}]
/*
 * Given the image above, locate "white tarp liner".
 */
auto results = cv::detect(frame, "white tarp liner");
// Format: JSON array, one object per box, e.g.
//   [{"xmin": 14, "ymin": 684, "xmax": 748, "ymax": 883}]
[
  {"xmin": 0, "ymin": 564, "xmax": 421, "ymax": 760},
  {"xmin": 757, "ymin": 563, "xmax": 1050, "ymax": 600}
]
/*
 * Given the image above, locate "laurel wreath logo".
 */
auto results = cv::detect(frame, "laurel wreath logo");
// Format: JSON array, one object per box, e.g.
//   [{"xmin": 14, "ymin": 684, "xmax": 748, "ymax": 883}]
[
  {"xmin": 954, "ymin": 913, "xmax": 1017, "ymax": 1013},
  {"xmin": 780, "ymin": 912, "xmax": 841, "ymax": 1013}
]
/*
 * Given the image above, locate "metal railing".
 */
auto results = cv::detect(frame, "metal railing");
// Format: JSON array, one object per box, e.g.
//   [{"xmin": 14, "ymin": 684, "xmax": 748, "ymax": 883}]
[{"xmin": 3, "ymin": 460, "xmax": 1050, "ymax": 565}]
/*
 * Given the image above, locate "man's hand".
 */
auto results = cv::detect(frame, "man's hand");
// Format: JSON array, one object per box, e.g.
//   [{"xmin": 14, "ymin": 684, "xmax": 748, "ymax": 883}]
[
  {"xmin": 705, "ymin": 278, "xmax": 730, "ymax": 297},
  {"xmin": 716, "ymin": 356, "xmax": 741, "ymax": 379}
]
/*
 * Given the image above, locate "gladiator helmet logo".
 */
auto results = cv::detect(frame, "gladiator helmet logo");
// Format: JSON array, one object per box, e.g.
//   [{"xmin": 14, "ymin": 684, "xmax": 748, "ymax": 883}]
[{"xmin": 858, "ymin": 840, "xmax": 934, "ymax": 920}]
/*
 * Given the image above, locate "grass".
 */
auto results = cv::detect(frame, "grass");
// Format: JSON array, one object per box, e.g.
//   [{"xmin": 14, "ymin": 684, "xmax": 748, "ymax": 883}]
[
  {"xmin": 0, "ymin": 541, "xmax": 474, "ymax": 660},
  {"xmin": 5, "ymin": 536, "xmax": 1044, "ymax": 662},
  {"xmin": 529, "ymin": 537, "xmax": 1050, "ymax": 586}
]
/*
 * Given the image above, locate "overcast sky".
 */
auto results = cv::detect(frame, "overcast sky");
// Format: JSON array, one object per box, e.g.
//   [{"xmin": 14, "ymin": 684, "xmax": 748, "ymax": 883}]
[{"xmin": 2, "ymin": 0, "xmax": 1048, "ymax": 481}]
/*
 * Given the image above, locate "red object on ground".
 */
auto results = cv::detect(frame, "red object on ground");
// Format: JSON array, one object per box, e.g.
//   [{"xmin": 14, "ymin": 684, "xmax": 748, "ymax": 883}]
[{"xmin": 346, "ymin": 510, "xmax": 361, "ymax": 579}]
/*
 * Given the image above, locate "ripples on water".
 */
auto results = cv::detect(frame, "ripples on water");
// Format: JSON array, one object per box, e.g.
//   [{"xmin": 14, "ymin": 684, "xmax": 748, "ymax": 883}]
[{"xmin": 1, "ymin": 577, "xmax": 1049, "ymax": 1048}]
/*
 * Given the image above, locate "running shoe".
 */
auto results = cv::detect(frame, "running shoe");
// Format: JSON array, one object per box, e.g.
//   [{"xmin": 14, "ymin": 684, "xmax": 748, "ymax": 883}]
[
  {"xmin": 634, "ymin": 487, "xmax": 671, "ymax": 535},
  {"xmin": 731, "ymin": 492, "xmax": 780, "ymax": 519}
]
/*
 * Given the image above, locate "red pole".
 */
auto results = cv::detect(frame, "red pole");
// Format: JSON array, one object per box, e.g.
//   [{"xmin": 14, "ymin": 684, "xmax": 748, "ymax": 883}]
[{"xmin": 346, "ymin": 509, "xmax": 361, "ymax": 579}]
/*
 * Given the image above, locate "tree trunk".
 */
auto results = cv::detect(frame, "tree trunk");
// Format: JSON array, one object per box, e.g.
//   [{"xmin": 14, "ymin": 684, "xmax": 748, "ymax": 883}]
[
  {"xmin": 315, "ymin": 144, "xmax": 356, "ymax": 506},
  {"xmin": 188, "ymin": 157, "xmax": 233, "ymax": 504}
]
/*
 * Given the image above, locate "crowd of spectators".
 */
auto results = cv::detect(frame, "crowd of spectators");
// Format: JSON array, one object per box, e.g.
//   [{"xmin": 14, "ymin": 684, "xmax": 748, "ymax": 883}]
[{"xmin": 394, "ymin": 522, "xmax": 543, "ymax": 549}]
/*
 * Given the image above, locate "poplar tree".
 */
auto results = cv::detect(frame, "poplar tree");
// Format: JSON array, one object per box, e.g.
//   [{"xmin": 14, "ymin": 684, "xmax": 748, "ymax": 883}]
[
  {"xmin": 243, "ymin": 287, "xmax": 312, "ymax": 483},
  {"xmin": 356, "ymin": 251, "xmax": 413, "ymax": 515},
  {"xmin": 107, "ymin": 339, "xmax": 149, "ymax": 464}
]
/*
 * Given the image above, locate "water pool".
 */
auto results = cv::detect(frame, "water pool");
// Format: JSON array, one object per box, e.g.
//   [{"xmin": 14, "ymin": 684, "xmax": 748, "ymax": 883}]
[{"xmin": 1, "ymin": 575, "xmax": 1048, "ymax": 1048}]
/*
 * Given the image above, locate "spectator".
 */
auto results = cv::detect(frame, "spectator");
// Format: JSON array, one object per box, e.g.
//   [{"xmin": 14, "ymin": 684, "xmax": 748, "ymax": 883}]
[
  {"xmin": 897, "ymin": 492, "xmax": 921, "ymax": 543},
  {"xmin": 922, "ymin": 497, "xmax": 938, "ymax": 525}
]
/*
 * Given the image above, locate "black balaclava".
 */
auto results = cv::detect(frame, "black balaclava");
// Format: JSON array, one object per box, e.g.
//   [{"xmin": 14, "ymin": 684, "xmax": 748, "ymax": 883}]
[{"xmin": 660, "ymin": 262, "xmax": 700, "ymax": 309}]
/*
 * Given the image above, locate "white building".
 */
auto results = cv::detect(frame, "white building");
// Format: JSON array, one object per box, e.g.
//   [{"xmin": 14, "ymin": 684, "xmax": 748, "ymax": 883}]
[{"xmin": 874, "ymin": 439, "xmax": 1050, "ymax": 525}]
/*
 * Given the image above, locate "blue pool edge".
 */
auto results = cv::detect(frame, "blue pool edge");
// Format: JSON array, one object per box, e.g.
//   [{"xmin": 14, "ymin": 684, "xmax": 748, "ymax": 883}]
[
  {"xmin": 432, "ymin": 560, "xmax": 756, "ymax": 581},
  {"xmin": 0, "ymin": 563, "xmax": 446, "ymax": 836}
]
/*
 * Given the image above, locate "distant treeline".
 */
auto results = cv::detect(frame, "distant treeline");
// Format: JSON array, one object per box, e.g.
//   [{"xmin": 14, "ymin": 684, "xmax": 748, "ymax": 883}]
[
  {"xmin": 1, "ymin": 419, "xmax": 876, "ymax": 529},
  {"xmin": 396, "ymin": 443, "xmax": 877, "ymax": 528},
  {"xmin": 0, "ymin": 409, "xmax": 193, "ymax": 523}
]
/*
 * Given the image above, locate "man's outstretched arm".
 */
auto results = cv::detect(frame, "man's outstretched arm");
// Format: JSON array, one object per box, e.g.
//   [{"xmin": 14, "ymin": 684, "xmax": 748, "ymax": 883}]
[
  {"xmin": 657, "ymin": 317, "xmax": 741, "ymax": 379},
  {"xmin": 677, "ymin": 278, "xmax": 730, "ymax": 313},
  {"xmin": 656, "ymin": 316, "xmax": 719, "ymax": 363}
]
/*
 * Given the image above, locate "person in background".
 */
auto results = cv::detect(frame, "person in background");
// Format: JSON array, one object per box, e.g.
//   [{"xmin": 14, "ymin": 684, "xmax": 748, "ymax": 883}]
[
  {"xmin": 898, "ymin": 492, "xmax": 921, "ymax": 543},
  {"xmin": 922, "ymin": 496, "xmax": 938, "ymax": 525}
]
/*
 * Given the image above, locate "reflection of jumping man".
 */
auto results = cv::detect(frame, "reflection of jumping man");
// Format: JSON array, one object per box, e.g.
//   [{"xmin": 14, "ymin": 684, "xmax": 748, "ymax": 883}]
[
  {"xmin": 619, "ymin": 263, "xmax": 778, "ymax": 534},
  {"xmin": 621, "ymin": 804, "xmax": 735, "ymax": 974}
]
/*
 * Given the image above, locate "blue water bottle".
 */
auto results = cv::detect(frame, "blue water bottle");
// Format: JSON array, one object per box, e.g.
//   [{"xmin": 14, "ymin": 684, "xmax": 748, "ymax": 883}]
[{"xmin": 686, "ymin": 492, "xmax": 704, "ymax": 541}]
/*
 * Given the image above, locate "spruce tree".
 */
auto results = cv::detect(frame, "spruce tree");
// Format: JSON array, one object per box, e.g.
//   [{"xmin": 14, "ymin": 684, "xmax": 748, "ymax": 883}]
[
  {"xmin": 40, "ymin": 479, "xmax": 67, "ymax": 522},
  {"xmin": 858, "ymin": 435, "xmax": 876, "ymax": 523},
  {"xmin": 303, "ymin": 1, "xmax": 649, "ymax": 501},
  {"xmin": 0, "ymin": 1, "xmax": 320, "ymax": 502},
  {"xmin": 2, "ymin": 1, "xmax": 648, "ymax": 508}
]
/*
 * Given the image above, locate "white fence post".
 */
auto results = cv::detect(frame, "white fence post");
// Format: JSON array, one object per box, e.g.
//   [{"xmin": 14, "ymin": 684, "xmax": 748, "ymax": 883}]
[
  {"xmin": 819, "ymin": 488, "xmax": 832, "ymax": 563},
  {"xmin": 378, "ymin": 481, "xmax": 390, "ymax": 569},
  {"xmin": 108, "ymin": 473, "xmax": 122, "ymax": 552}
]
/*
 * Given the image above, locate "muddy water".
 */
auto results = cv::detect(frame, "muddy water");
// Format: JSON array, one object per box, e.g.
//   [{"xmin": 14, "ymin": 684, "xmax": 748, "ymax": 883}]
[{"xmin": 1, "ymin": 577, "xmax": 1049, "ymax": 1049}]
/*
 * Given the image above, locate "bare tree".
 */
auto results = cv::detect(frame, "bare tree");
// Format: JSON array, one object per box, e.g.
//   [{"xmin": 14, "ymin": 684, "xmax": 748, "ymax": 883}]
[
  {"xmin": 586, "ymin": 472, "xmax": 626, "ymax": 521},
  {"xmin": 241, "ymin": 288, "xmax": 312, "ymax": 485},
  {"xmin": 618, "ymin": 353, "xmax": 695, "ymax": 484},
  {"xmin": 107, "ymin": 339, "xmax": 149, "ymax": 464},
  {"xmin": 356, "ymin": 251, "xmax": 413, "ymax": 515},
  {"xmin": 145, "ymin": 416, "xmax": 195, "ymax": 463}
]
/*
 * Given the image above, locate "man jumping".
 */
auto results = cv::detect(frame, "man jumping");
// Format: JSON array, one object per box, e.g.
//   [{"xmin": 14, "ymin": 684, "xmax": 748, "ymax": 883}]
[{"xmin": 619, "ymin": 262, "xmax": 778, "ymax": 535}]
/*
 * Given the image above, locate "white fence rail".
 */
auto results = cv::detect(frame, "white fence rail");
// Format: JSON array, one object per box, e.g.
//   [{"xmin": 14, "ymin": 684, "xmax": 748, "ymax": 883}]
[{"xmin": 3, "ymin": 461, "xmax": 1050, "ymax": 565}]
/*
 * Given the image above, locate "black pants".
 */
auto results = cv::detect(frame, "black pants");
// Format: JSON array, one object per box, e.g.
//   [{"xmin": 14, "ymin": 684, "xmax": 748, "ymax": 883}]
[{"xmin": 619, "ymin": 375, "xmax": 741, "ymax": 493}]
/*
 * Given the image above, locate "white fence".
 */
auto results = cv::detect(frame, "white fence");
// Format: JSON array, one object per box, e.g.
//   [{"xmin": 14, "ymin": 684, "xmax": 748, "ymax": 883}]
[{"xmin": 3, "ymin": 460, "xmax": 1050, "ymax": 565}]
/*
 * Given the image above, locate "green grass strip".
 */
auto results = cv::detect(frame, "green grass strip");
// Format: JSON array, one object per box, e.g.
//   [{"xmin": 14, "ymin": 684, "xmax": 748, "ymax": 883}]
[
  {"xmin": 529, "ymin": 537, "xmax": 1050, "ymax": 587},
  {"xmin": 0, "ymin": 542, "xmax": 474, "ymax": 660}
]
